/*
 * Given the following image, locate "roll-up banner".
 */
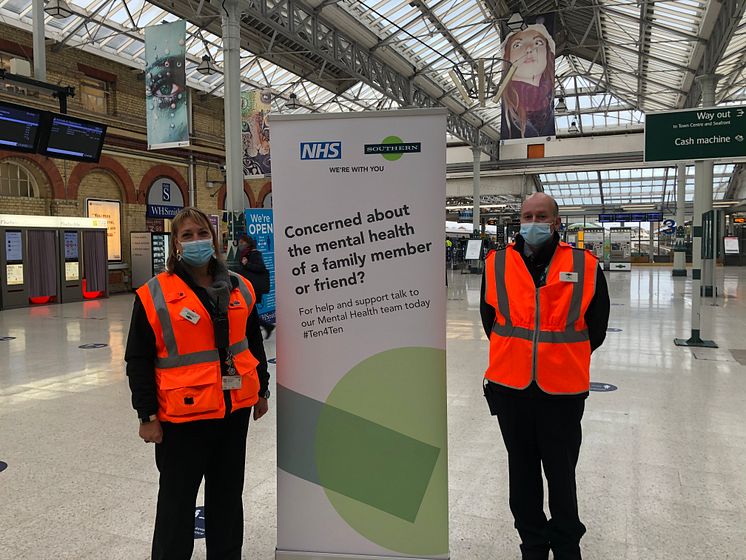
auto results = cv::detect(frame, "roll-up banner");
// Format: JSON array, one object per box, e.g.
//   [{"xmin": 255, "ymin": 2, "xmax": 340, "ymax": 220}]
[
  {"xmin": 270, "ymin": 109, "xmax": 449, "ymax": 560},
  {"xmin": 499, "ymin": 14, "xmax": 556, "ymax": 141},
  {"xmin": 144, "ymin": 20, "xmax": 189, "ymax": 150}
]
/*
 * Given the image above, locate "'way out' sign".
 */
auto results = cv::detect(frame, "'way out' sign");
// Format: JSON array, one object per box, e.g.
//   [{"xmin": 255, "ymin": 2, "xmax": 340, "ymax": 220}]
[{"xmin": 645, "ymin": 106, "xmax": 746, "ymax": 162}]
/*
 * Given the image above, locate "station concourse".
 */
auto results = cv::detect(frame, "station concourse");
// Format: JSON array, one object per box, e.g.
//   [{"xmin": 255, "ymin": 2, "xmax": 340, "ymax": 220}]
[{"xmin": 1, "ymin": 0, "xmax": 746, "ymax": 559}]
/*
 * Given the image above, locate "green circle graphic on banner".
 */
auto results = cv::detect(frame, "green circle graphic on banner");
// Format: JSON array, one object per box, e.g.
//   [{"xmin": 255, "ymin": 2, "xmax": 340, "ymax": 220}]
[
  {"xmin": 315, "ymin": 347, "xmax": 448, "ymax": 555},
  {"xmin": 382, "ymin": 135, "xmax": 405, "ymax": 161}
]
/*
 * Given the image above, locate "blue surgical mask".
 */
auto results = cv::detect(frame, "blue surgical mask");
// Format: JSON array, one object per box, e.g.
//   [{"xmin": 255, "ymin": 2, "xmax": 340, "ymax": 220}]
[
  {"xmin": 180, "ymin": 239, "xmax": 215, "ymax": 266},
  {"xmin": 520, "ymin": 222, "xmax": 553, "ymax": 247}
]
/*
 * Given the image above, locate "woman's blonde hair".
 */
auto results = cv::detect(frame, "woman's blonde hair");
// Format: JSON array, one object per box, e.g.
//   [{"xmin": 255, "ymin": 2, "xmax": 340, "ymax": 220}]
[{"xmin": 166, "ymin": 207, "xmax": 222, "ymax": 273}]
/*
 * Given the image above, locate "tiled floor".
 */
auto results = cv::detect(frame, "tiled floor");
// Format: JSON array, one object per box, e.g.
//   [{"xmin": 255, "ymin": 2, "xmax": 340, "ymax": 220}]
[{"xmin": 1, "ymin": 267, "xmax": 745, "ymax": 559}]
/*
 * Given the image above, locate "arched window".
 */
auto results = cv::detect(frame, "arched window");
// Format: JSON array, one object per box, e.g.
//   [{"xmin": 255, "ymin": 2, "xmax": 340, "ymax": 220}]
[{"xmin": 0, "ymin": 161, "xmax": 39, "ymax": 197}]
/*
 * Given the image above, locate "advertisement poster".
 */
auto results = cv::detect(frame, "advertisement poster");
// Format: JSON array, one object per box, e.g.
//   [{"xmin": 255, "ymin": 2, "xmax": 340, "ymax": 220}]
[
  {"xmin": 145, "ymin": 20, "xmax": 189, "ymax": 150},
  {"xmin": 244, "ymin": 208, "xmax": 275, "ymax": 323},
  {"xmin": 499, "ymin": 14, "xmax": 556, "ymax": 140},
  {"xmin": 87, "ymin": 199, "xmax": 121, "ymax": 262},
  {"xmin": 242, "ymin": 89, "xmax": 272, "ymax": 177},
  {"xmin": 271, "ymin": 109, "xmax": 448, "ymax": 559}
]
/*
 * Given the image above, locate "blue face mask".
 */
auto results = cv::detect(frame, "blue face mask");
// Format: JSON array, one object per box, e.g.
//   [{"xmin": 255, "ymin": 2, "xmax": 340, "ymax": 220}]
[
  {"xmin": 520, "ymin": 222, "xmax": 553, "ymax": 247},
  {"xmin": 180, "ymin": 239, "xmax": 215, "ymax": 266}
]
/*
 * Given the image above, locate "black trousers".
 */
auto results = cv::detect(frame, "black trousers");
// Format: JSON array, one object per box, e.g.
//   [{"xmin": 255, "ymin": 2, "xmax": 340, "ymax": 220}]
[
  {"xmin": 152, "ymin": 407, "xmax": 251, "ymax": 560},
  {"xmin": 493, "ymin": 392, "xmax": 586, "ymax": 560}
]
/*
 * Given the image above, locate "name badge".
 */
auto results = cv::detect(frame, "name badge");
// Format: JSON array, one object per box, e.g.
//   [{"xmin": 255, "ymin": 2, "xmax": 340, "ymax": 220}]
[
  {"xmin": 560, "ymin": 272, "xmax": 579, "ymax": 283},
  {"xmin": 179, "ymin": 307, "xmax": 201, "ymax": 325},
  {"xmin": 222, "ymin": 376, "xmax": 243, "ymax": 391}
]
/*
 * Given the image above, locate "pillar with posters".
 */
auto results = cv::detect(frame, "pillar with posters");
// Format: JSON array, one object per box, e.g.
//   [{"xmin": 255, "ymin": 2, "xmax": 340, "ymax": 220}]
[{"xmin": 270, "ymin": 109, "xmax": 449, "ymax": 560}]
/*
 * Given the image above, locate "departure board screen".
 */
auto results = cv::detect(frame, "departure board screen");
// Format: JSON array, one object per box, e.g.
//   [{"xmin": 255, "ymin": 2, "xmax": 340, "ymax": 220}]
[
  {"xmin": 0, "ymin": 101, "xmax": 44, "ymax": 153},
  {"xmin": 40, "ymin": 114, "xmax": 107, "ymax": 163}
]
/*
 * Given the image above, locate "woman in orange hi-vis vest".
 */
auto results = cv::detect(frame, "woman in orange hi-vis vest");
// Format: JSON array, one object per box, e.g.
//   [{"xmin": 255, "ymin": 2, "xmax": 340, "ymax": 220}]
[
  {"xmin": 125, "ymin": 207, "xmax": 269, "ymax": 560},
  {"xmin": 481, "ymin": 193, "xmax": 609, "ymax": 560}
]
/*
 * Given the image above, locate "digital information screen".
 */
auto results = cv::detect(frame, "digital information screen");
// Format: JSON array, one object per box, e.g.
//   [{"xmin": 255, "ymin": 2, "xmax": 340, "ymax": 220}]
[
  {"xmin": 0, "ymin": 101, "xmax": 43, "ymax": 153},
  {"xmin": 41, "ymin": 114, "xmax": 107, "ymax": 162},
  {"xmin": 64, "ymin": 231, "xmax": 79, "ymax": 260},
  {"xmin": 5, "ymin": 230, "xmax": 23, "ymax": 262}
]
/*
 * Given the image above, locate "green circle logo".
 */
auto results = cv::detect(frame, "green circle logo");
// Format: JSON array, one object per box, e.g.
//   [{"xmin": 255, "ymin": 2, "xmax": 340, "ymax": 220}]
[
  {"xmin": 382, "ymin": 135, "xmax": 404, "ymax": 161},
  {"xmin": 315, "ymin": 347, "xmax": 448, "ymax": 555}
]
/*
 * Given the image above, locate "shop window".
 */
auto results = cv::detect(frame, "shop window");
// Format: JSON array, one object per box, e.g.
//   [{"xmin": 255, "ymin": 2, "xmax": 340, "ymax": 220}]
[
  {"xmin": 80, "ymin": 77, "xmax": 110, "ymax": 114},
  {"xmin": 0, "ymin": 161, "xmax": 39, "ymax": 197}
]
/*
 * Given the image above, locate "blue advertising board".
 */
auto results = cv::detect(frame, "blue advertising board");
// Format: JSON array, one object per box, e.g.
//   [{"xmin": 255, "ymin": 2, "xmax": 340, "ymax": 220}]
[{"xmin": 244, "ymin": 209, "xmax": 275, "ymax": 324}]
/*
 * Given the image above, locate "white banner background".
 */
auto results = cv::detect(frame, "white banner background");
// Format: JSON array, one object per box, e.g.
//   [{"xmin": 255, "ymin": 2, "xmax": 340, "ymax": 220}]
[{"xmin": 271, "ymin": 109, "xmax": 449, "ymax": 560}]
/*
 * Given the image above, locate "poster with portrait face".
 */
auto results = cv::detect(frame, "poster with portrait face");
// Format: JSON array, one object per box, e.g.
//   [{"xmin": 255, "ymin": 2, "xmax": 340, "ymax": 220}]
[
  {"xmin": 241, "ymin": 89, "xmax": 272, "ymax": 177},
  {"xmin": 500, "ymin": 14, "xmax": 556, "ymax": 141},
  {"xmin": 145, "ymin": 20, "xmax": 189, "ymax": 150}
]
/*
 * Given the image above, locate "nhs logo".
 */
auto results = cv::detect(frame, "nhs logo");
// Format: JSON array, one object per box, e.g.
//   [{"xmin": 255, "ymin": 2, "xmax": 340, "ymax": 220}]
[{"xmin": 300, "ymin": 141, "xmax": 342, "ymax": 160}]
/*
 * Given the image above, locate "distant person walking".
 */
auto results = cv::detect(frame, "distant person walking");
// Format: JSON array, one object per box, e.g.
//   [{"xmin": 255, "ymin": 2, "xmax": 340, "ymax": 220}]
[{"xmin": 238, "ymin": 235, "xmax": 274, "ymax": 338}]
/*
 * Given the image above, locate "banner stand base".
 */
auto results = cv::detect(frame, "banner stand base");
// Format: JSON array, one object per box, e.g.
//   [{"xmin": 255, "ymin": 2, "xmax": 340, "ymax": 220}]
[
  {"xmin": 674, "ymin": 337, "xmax": 718, "ymax": 348},
  {"xmin": 276, "ymin": 550, "xmax": 449, "ymax": 560}
]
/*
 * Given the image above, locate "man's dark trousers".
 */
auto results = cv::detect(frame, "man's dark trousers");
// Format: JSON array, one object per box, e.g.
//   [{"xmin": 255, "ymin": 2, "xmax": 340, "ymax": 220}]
[{"xmin": 493, "ymin": 391, "xmax": 586, "ymax": 560}]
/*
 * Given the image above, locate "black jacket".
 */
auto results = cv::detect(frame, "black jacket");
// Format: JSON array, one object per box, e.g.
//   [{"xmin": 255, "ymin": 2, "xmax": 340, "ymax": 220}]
[
  {"xmin": 239, "ymin": 248, "xmax": 269, "ymax": 305},
  {"xmin": 480, "ymin": 233, "xmax": 610, "ymax": 399},
  {"xmin": 125, "ymin": 262, "xmax": 269, "ymax": 420}
]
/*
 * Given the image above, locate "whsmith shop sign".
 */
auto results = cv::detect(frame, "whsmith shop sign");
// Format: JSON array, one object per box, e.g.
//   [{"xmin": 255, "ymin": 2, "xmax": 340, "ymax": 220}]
[{"xmin": 645, "ymin": 106, "xmax": 746, "ymax": 162}]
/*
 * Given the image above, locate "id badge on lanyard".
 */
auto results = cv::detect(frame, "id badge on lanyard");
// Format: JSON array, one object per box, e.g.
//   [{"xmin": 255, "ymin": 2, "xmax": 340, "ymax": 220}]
[{"xmin": 221, "ymin": 350, "xmax": 242, "ymax": 390}]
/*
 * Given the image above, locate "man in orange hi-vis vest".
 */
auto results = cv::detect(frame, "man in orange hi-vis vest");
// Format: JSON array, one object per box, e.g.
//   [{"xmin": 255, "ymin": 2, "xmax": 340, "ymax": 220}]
[{"xmin": 481, "ymin": 193, "xmax": 609, "ymax": 560}]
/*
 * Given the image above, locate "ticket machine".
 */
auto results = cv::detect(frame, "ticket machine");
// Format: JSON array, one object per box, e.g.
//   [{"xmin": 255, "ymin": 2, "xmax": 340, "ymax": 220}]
[
  {"xmin": 1, "ymin": 228, "xmax": 28, "ymax": 309},
  {"xmin": 59, "ymin": 229, "xmax": 83, "ymax": 303}
]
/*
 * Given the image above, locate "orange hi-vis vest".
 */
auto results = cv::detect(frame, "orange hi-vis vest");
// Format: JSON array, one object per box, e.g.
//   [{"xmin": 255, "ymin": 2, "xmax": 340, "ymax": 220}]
[
  {"xmin": 137, "ymin": 271, "xmax": 261, "ymax": 423},
  {"xmin": 484, "ymin": 242, "xmax": 598, "ymax": 394}
]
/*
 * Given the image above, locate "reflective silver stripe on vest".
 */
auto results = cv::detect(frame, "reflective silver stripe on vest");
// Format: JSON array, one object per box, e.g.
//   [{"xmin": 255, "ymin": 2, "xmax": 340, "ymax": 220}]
[
  {"xmin": 491, "ymin": 248, "xmax": 589, "ymax": 344},
  {"xmin": 147, "ymin": 277, "xmax": 179, "ymax": 357},
  {"xmin": 156, "ymin": 349, "xmax": 220, "ymax": 369},
  {"xmin": 229, "ymin": 272, "xmax": 254, "ymax": 310},
  {"xmin": 492, "ymin": 323, "xmax": 589, "ymax": 343},
  {"xmin": 155, "ymin": 339, "xmax": 248, "ymax": 369},
  {"xmin": 493, "ymin": 250, "xmax": 512, "ymax": 328},
  {"xmin": 229, "ymin": 338, "xmax": 249, "ymax": 355},
  {"xmin": 565, "ymin": 249, "xmax": 586, "ymax": 328}
]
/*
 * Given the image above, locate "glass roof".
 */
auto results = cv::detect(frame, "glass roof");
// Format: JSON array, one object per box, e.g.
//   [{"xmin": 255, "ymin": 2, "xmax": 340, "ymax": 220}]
[
  {"xmin": 540, "ymin": 164, "xmax": 735, "ymax": 207},
  {"xmin": 0, "ymin": 0, "xmax": 742, "ymax": 138}
]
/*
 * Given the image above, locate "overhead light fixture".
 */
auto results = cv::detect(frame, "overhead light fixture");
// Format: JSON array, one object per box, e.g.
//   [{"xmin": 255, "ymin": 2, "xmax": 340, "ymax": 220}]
[
  {"xmin": 568, "ymin": 120, "xmax": 580, "ymax": 134},
  {"xmin": 44, "ymin": 0, "xmax": 74, "ymax": 19},
  {"xmin": 555, "ymin": 97, "xmax": 567, "ymax": 113},
  {"xmin": 506, "ymin": 13, "xmax": 525, "ymax": 32},
  {"xmin": 286, "ymin": 92, "xmax": 299, "ymax": 110},
  {"xmin": 196, "ymin": 55, "xmax": 216, "ymax": 76}
]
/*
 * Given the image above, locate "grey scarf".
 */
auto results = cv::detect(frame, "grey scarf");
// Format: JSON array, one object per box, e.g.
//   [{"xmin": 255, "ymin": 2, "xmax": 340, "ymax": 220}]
[{"xmin": 203, "ymin": 258, "xmax": 232, "ymax": 316}]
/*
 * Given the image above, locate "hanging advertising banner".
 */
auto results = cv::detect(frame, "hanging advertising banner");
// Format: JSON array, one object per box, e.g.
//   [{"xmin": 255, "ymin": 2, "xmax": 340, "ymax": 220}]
[
  {"xmin": 146, "ymin": 177, "xmax": 185, "ymax": 218},
  {"xmin": 86, "ymin": 199, "xmax": 121, "ymax": 262},
  {"xmin": 499, "ymin": 14, "xmax": 556, "ymax": 141},
  {"xmin": 244, "ymin": 208, "xmax": 275, "ymax": 324},
  {"xmin": 270, "ymin": 109, "xmax": 449, "ymax": 560},
  {"xmin": 242, "ymin": 89, "xmax": 272, "ymax": 177},
  {"xmin": 144, "ymin": 20, "xmax": 189, "ymax": 150}
]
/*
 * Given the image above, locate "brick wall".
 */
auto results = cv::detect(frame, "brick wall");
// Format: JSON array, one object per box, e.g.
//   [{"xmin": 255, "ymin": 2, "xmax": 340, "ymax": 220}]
[{"xmin": 0, "ymin": 23, "xmax": 267, "ymax": 292}]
